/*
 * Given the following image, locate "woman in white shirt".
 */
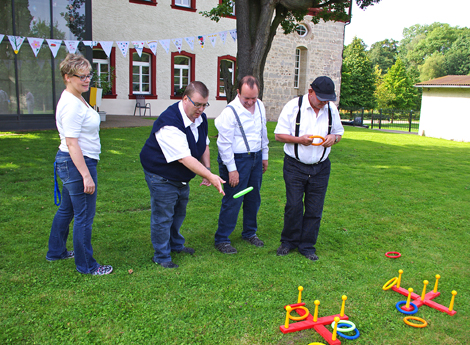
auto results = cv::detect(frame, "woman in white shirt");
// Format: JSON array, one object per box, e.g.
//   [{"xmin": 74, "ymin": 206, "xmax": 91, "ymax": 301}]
[{"xmin": 46, "ymin": 54, "xmax": 112, "ymax": 276}]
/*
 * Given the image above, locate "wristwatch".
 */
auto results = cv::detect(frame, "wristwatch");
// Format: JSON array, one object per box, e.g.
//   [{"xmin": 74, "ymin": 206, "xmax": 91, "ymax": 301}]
[{"xmin": 334, "ymin": 135, "xmax": 339, "ymax": 144}]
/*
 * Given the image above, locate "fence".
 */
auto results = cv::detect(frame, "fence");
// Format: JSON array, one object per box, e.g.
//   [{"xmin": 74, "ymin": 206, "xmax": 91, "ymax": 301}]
[{"xmin": 339, "ymin": 107, "xmax": 420, "ymax": 133}]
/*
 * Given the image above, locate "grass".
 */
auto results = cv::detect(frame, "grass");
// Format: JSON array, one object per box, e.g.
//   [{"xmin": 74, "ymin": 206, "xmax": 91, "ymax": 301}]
[{"xmin": 1, "ymin": 123, "xmax": 469, "ymax": 344}]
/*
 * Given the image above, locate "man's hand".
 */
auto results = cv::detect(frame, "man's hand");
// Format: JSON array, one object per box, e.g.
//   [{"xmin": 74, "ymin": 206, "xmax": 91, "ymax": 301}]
[
  {"xmin": 299, "ymin": 134, "xmax": 314, "ymax": 146},
  {"xmin": 229, "ymin": 170, "xmax": 239, "ymax": 187},
  {"xmin": 262, "ymin": 160, "xmax": 268, "ymax": 173},
  {"xmin": 321, "ymin": 134, "xmax": 337, "ymax": 148}
]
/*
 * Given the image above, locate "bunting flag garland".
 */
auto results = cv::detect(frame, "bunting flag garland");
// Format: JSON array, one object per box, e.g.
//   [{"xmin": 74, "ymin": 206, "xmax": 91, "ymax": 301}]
[
  {"xmin": 64, "ymin": 40, "xmax": 79, "ymax": 54},
  {"xmin": 159, "ymin": 39, "xmax": 170, "ymax": 54},
  {"xmin": 197, "ymin": 35, "xmax": 205, "ymax": 50},
  {"xmin": 132, "ymin": 41, "xmax": 145, "ymax": 57},
  {"xmin": 184, "ymin": 37, "xmax": 194, "ymax": 51},
  {"xmin": 82, "ymin": 40, "xmax": 97, "ymax": 47},
  {"xmin": 172, "ymin": 38, "xmax": 183, "ymax": 53},
  {"xmin": 147, "ymin": 40, "xmax": 158, "ymax": 55},
  {"xmin": 28, "ymin": 37, "xmax": 44, "ymax": 57},
  {"xmin": 46, "ymin": 39, "xmax": 62, "ymax": 58},
  {"xmin": 208, "ymin": 33, "xmax": 217, "ymax": 48},
  {"xmin": 116, "ymin": 41, "xmax": 129, "ymax": 57},
  {"xmin": 8, "ymin": 35, "xmax": 25, "ymax": 54},
  {"xmin": 99, "ymin": 41, "xmax": 113, "ymax": 57},
  {"xmin": 0, "ymin": 35, "xmax": 4, "ymax": 45},
  {"xmin": 219, "ymin": 31, "xmax": 227, "ymax": 45},
  {"xmin": 229, "ymin": 29, "xmax": 237, "ymax": 42}
]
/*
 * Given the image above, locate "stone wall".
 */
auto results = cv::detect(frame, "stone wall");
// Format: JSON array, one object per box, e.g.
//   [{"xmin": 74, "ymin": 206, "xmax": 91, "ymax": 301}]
[{"xmin": 263, "ymin": 18, "xmax": 345, "ymax": 121}]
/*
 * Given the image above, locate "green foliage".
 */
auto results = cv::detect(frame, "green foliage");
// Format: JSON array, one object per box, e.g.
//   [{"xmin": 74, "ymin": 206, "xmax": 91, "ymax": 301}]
[
  {"xmin": 367, "ymin": 39, "xmax": 398, "ymax": 74},
  {"xmin": 381, "ymin": 58, "xmax": 419, "ymax": 109},
  {"xmin": 1, "ymin": 124, "xmax": 469, "ymax": 344},
  {"xmin": 340, "ymin": 37, "xmax": 376, "ymax": 109}
]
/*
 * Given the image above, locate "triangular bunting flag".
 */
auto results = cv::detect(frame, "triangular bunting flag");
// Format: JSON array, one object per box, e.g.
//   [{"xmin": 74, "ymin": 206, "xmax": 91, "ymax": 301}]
[
  {"xmin": 8, "ymin": 35, "xmax": 25, "ymax": 54},
  {"xmin": 197, "ymin": 35, "xmax": 205, "ymax": 50},
  {"xmin": 159, "ymin": 39, "xmax": 170, "ymax": 54},
  {"xmin": 208, "ymin": 33, "xmax": 217, "ymax": 48},
  {"xmin": 64, "ymin": 40, "xmax": 79, "ymax": 54},
  {"xmin": 0, "ymin": 35, "xmax": 4, "ymax": 46},
  {"xmin": 184, "ymin": 37, "xmax": 194, "ymax": 51},
  {"xmin": 229, "ymin": 29, "xmax": 237, "ymax": 42},
  {"xmin": 147, "ymin": 41, "xmax": 158, "ymax": 55},
  {"xmin": 219, "ymin": 31, "xmax": 227, "ymax": 45},
  {"xmin": 132, "ymin": 41, "xmax": 145, "ymax": 57},
  {"xmin": 172, "ymin": 38, "xmax": 183, "ymax": 53},
  {"xmin": 116, "ymin": 41, "xmax": 129, "ymax": 58},
  {"xmin": 46, "ymin": 39, "xmax": 62, "ymax": 58},
  {"xmin": 99, "ymin": 41, "xmax": 113, "ymax": 57},
  {"xmin": 28, "ymin": 37, "xmax": 44, "ymax": 57},
  {"xmin": 82, "ymin": 41, "xmax": 97, "ymax": 47}
]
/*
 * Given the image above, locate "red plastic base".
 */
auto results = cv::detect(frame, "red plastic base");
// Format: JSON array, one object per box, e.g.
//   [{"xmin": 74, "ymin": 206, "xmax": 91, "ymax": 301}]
[
  {"xmin": 280, "ymin": 303, "xmax": 349, "ymax": 345},
  {"xmin": 391, "ymin": 286, "xmax": 456, "ymax": 316}
]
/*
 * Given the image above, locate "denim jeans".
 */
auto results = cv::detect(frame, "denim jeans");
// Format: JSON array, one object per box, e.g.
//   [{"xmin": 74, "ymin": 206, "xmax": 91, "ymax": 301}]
[
  {"xmin": 144, "ymin": 169, "xmax": 189, "ymax": 263},
  {"xmin": 47, "ymin": 150, "xmax": 100, "ymax": 274},
  {"xmin": 280, "ymin": 155, "xmax": 331, "ymax": 255},
  {"xmin": 215, "ymin": 150, "xmax": 263, "ymax": 244}
]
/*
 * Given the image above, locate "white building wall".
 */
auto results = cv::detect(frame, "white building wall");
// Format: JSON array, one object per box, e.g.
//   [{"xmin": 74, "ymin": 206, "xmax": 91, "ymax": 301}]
[{"xmin": 418, "ymin": 88, "xmax": 470, "ymax": 142}]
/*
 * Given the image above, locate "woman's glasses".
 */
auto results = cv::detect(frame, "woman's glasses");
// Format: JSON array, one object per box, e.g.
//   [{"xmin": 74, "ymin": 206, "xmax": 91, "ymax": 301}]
[{"xmin": 73, "ymin": 73, "xmax": 94, "ymax": 81}]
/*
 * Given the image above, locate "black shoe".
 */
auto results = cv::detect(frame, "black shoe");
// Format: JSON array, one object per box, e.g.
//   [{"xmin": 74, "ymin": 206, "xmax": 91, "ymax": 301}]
[
  {"xmin": 173, "ymin": 247, "xmax": 195, "ymax": 255},
  {"xmin": 243, "ymin": 235, "xmax": 264, "ymax": 247},
  {"xmin": 305, "ymin": 253, "xmax": 319, "ymax": 261},
  {"xmin": 152, "ymin": 258, "xmax": 179, "ymax": 268},
  {"xmin": 276, "ymin": 244, "xmax": 292, "ymax": 256},
  {"xmin": 215, "ymin": 242, "xmax": 237, "ymax": 254},
  {"xmin": 46, "ymin": 250, "xmax": 74, "ymax": 262}
]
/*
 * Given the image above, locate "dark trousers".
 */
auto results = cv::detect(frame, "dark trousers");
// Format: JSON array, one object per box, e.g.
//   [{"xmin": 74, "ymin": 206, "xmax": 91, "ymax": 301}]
[{"xmin": 280, "ymin": 155, "xmax": 331, "ymax": 255}]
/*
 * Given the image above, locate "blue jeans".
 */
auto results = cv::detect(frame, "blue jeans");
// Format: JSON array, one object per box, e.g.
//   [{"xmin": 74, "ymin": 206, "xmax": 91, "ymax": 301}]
[
  {"xmin": 280, "ymin": 155, "xmax": 331, "ymax": 255},
  {"xmin": 215, "ymin": 151, "xmax": 263, "ymax": 244},
  {"xmin": 144, "ymin": 169, "xmax": 189, "ymax": 263},
  {"xmin": 47, "ymin": 150, "xmax": 100, "ymax": 274}
]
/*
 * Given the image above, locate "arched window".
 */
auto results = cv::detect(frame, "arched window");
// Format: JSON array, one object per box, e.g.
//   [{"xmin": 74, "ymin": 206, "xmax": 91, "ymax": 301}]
[
  {"xmin": 129, "ymin": 48, "xmax": 157, "ymax": 99},
  {"xmin": 171, "ymin": 51, "xmax": 195, "ymax": 99}
]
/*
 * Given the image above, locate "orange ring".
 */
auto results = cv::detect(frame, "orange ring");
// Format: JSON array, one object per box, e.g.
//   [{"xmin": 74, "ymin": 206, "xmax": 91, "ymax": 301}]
[
  {"xmin": 309, "ymin": 135, "xmax": 325, "ymax": 146},
  {"xmin": 404, "ymin": 316, "xmax": 427, "ymax": 328},
  {"xmin": 288, "ymin": 306, "xmax": 310, "ymax": 321}
]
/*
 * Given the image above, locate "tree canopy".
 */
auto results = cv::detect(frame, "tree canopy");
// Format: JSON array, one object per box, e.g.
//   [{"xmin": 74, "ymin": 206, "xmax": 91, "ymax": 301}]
[{"xmin": 202, "ymin": 0, "xmax": 382, "ymax": 101}]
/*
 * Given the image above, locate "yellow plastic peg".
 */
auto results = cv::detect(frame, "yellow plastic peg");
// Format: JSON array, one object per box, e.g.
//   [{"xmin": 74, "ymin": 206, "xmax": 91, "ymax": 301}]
[
  {"xmin": 421, "ymin": 280, "xmax": 429, "ymax": 301},
  {"xmin": 332, "ymin": 316, "xmax": 340, "ymax": 341},
  {"xmin": 433, "ymin": 274, "xmax": 441, "ymax": 293},
  {"xmin": 340, "ymin": 295, "xmax": 347, "ymax": 317},
  {"xmin": 285, "ymin": 306, "xmax": 292, "ymax": 329},
  {"xmin": 449, "ymin": 290, "xmax": 457, "ymax": 312},
  {"xmin": 313, "ymin": 300, "xmax": 320, "ymax": 322},
  {"xmin": 397, "ymin": 269, "xmax": 404, "ymax": 288},
  {"xmin": 298, "ymin": 286, "xmax": 304, "ymax": 304},
  {"xmin": 405, "ymin": 288, "xmax": 414, "ymax": 309}
]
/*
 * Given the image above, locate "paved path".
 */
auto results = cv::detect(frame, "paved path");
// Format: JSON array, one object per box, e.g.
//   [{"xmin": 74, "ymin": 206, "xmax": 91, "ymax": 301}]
[{"xmin": 100, "ymin": 115, "xmax": 156, "ymax": 129}]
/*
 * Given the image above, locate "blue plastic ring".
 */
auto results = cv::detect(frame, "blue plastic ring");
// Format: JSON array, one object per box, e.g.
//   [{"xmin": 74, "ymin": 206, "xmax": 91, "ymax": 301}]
[
  {"xmin": 395, "ymin": 301, "xmax": 418, "ymax": 315},
  {"xmin": 337, "ymin": 327, "xmax": 360, "ymax": 340}
]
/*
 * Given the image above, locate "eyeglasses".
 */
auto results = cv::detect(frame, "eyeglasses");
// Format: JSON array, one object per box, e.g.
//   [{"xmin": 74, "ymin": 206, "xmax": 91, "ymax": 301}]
[
  {"xmin": 187, "ymin": 95, "xmax": 210, "ymax": 109},
  {"xmin": 73, "ymin": 73, "xmax": 93, "ymax": 81}
]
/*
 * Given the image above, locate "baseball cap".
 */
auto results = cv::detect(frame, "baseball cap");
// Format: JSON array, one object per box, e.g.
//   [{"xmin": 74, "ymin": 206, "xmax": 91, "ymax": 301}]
[{"xmin": 310, "ymin": 76, "xmax": 337, "ymax": 102}]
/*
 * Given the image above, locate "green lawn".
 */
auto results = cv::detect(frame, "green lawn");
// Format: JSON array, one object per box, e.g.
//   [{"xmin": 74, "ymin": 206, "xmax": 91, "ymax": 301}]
[{"xmin": 1, "ymin": 123, "xmax": 469, "ymax": 344}]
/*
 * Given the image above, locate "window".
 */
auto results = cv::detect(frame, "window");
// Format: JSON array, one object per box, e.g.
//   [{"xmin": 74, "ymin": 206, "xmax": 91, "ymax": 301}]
[
  {"xmin": 294, "ymin": 48, "xmax": 300, "ymax": 89},
  {"xmin": 171, "ymin": 51, "xmax": 195, "ymax": 99},
  {"xmin": 296, "ymin": 24, "xmax": 308, "ymax": 38},
  {"xmin": 217, "ymin": 55, "xmax": 236, "ymax": 100},
  {"xmin": 129, "ymin": 48, "xmax": 157, "ymax": 99},
  {"xmin": 219, "ymin": 0, "xmax": 235, "ymax": 18},
  {"xmin": 171, "ymin": 0, "xmax": 196, "ymax": 12},
  {"xmin": 93, "ymin": 46, "xmax": 117, "ymax": 98},
  {"xmin": 129, "ymin": 0, "xmax": 157, "ymax": 6}
]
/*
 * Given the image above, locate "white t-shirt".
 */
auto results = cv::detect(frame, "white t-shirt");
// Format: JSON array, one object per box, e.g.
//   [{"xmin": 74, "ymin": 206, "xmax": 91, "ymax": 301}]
[{"xmin": 56, "ymin": 90, "xmax": 101, "ymax": 160}]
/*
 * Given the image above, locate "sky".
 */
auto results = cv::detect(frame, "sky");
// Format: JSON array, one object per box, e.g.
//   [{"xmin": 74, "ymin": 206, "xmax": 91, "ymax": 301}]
[{"xmin": 344, "ymin": 0, "xmax": 469, "ymax": 48}]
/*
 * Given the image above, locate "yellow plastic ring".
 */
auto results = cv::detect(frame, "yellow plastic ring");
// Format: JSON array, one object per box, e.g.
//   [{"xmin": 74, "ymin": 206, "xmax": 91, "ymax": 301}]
[
  {"xmin": 308, "ymin": 343, "xmax": 326, "ymax": 345},
  {"xmin": 404, "ymin": 316, "xmax": 427, "ymax": 328},
  {"xmin": 382, "ymin": 277, "xmax": 398, "ymax": 290},
  {"xmin": 288, "ymin": 306, "xmax": 310, "ymax": 321}
]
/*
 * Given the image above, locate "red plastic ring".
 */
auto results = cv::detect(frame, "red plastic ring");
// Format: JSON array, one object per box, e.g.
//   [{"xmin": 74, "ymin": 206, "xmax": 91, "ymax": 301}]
[{"xmin": 385, "ymin": 251, "xmax": 401, "ymax": 258}]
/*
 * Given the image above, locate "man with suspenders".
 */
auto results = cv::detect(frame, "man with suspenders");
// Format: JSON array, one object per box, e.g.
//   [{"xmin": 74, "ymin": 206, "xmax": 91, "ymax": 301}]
[
  {"xmin": 214, "ymin": 76, "xmax": 269, "ymax": 254},
  {"xmin": 274, "ymin": 76, "xmax": 344, "ymax": 261}
]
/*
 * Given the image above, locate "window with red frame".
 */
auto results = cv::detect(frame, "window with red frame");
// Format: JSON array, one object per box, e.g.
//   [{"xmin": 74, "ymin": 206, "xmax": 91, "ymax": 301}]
[
  {"xmin": 217, "ymin": 55, "xmax": 236, "ymax": 100},
  {"xmin": 171, "ymin": 51, "xmax": 195, "ymax": 99},
  {"xmin": 129, "ymin": 0, "xmax": 157, "ymax": 6},
  {"xmin": 129, "ymin": 48, "xmax": 157, "ymax": 99},
  {"xmin": 92, "ymin": 46, "xmax": 117, "ymax": 98},
  {"xmin": 171, "ymin": 0, "xmax": 196, "ymax": 12}
]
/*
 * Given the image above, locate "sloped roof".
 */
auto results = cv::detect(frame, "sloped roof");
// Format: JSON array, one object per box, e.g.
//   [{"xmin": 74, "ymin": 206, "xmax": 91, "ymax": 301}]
[{"xmin": 415, "ymin": 75, "xmax": 470, "ymax": 88}]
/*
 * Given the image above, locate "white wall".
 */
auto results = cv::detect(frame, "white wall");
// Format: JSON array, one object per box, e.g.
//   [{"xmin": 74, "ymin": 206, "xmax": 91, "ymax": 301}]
[{"xmin": 418, "ymin": 88, "xmax": 470, "ymax": 142}]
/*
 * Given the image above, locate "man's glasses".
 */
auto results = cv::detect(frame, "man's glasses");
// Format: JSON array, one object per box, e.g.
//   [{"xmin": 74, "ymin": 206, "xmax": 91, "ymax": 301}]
[
  {"xmin": 187, "ymin": 95, "xmax": 210, "ymax": 109},
  {"xmin": 73, "ymin": 73, "xmax": 94, "ymax": 81}
]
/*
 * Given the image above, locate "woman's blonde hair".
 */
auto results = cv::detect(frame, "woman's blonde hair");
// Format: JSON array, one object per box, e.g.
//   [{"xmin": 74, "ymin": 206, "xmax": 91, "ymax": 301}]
[{"xmin": 59, "ymin": 53, "xmax": 92, "ymax": 82}]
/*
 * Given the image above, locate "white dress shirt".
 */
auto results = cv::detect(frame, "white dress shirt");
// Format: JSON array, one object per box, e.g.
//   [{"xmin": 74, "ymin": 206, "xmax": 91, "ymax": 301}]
[
  {"xmin": 155, "ymin": 101, "xmax": 210, "ymax": 163},
  {"xmin": 274, "ymin": 94, "xmax": 344, "ymax": 164},
  {"xmin": 215, "ymin": 95, "xmax": 269, "ymax": 172}
]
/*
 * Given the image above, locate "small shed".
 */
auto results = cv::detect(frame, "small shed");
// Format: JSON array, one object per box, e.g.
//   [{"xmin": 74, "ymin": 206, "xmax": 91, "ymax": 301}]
[{"xmin": 415, "ymin": 76, "xmax": 470, "ymax": 142}]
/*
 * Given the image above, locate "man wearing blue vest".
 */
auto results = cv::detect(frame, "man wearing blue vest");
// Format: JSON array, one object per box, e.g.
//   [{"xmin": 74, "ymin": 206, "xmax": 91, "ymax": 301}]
[
  {"xmin": 274, "ymin": 76, "xmax": 344, "ymax": 261},
  {"xmin": 140, "ymin": 81, "xmax": 225, "ymax": 268},
  {"xmin": 214, "ymin": 76, "xmax": 269, "ymax": 254}
]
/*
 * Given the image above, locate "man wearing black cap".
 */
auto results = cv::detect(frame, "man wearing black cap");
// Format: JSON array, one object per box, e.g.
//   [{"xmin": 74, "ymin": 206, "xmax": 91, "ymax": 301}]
[{"xmin": 274, "ymin": 76, "xmax": 344, "ymax": 261}]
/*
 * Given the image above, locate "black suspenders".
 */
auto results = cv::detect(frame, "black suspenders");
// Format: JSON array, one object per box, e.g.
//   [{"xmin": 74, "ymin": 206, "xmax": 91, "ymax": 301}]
[{"xmin": 294, "ymin": 96, "xmax": 332, "ymax": 163}]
